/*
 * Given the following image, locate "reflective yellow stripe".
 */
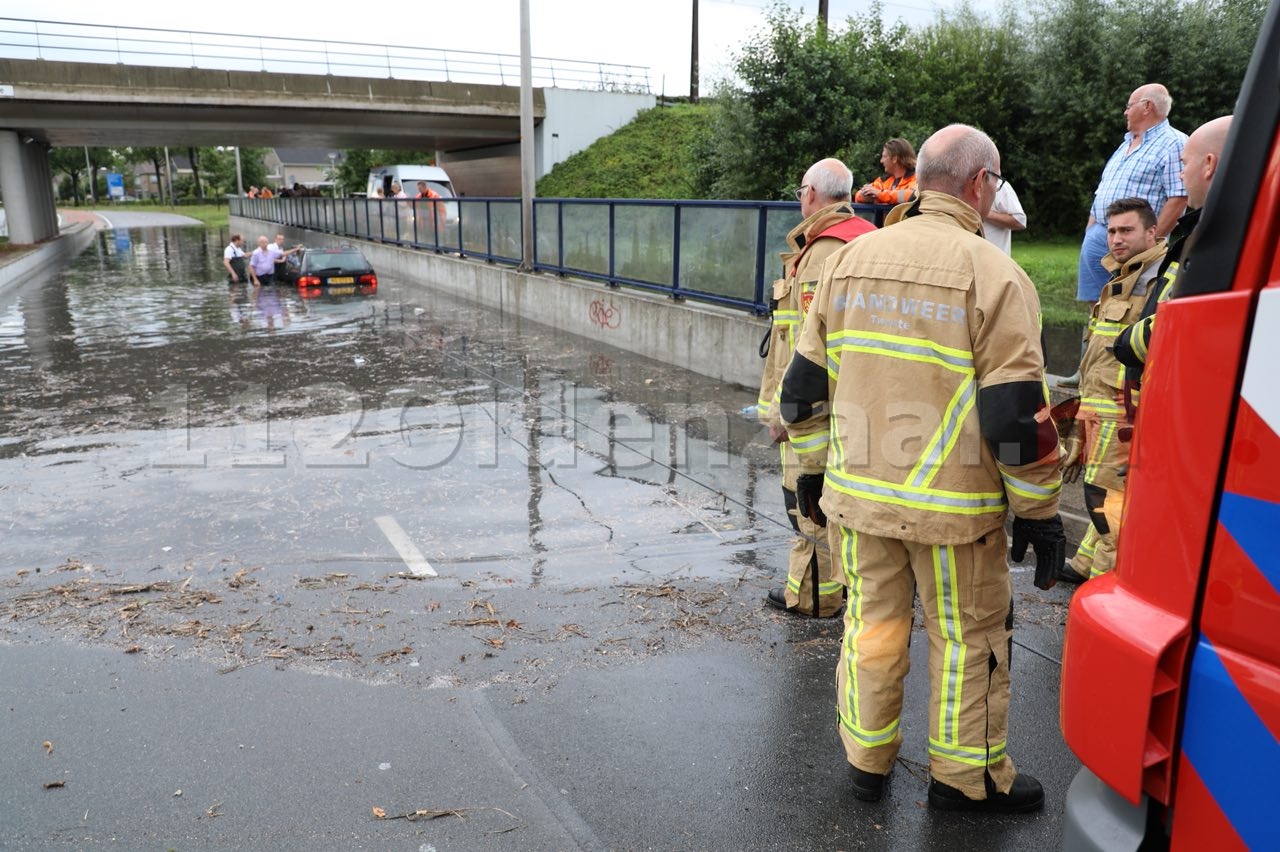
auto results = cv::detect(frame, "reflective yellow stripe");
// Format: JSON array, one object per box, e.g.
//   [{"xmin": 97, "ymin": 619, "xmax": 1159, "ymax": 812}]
[
  {"xmin": 1131, "ymin": 316, "xmax": 1153, "ymax": 363},
  {"xmin": 929, "ymin": 738, "xmax": 1008, "ymax": 767},
  {"xmin": 826, "ymin": 329, "xmax": 974, "ymax": 375},
  {"xmin": 1081, "ymin": 396, "xmax": 1124, "ymax": 418},
  {"xmin": 786, "ymin": 576, "xmax": 843, "ymax": 597},
  {"xmin": 1000, "ymin": 472, "xmax": 1061, "ymax": 502},
  {"xmin": 825, "ymin": 468, "xmax": 1007, "ymax": 516},
  {"xmin": 1089, "ymin": 319, "xmax": 1128, "ymax": 338},
  {"xmin": 934, "ymin": 545, "xmax": 965, "ymax": 746},
  {"xmin": 1076, "ymin": 524, "xmax": 1099, "ymax": 559},
  {"xmin": 1084, "ymin": 420, "xmax": 1120, "ymax": 483},
  {"xmin": 837, "ymin": 527, "xmax": 901, "ymax": 748},
  {"xmin": 791, "ymin": 431, "xmax": 829, "ymax": 455},
  {"xmin": 908, "ymin": 375, "xmax": 977, "ymax": 489}
]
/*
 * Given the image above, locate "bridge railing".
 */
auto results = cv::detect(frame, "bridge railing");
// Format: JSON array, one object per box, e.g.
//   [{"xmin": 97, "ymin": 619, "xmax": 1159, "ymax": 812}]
[
  {"xmin": 0, "ymin": 17, "xmax": 650, "ymax": 92},
  {"xmin": 232, "ymin": 195, "xmax": 893, "ymax": 315}
]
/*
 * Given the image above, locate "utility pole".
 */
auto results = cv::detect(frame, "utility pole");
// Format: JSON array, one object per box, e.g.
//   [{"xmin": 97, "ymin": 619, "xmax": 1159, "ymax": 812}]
[
  {"xmin": 84, "ymin": 147, "xmax": 96, "ymax": 204},
  {"xmin": 819, "ymin": 0, "xmax": 829, "ymax": 26},
  {"xmin": 690, "ymin": 0, "xmax": 699, "ymax": 103},
  {"xmin": 518, "ymin": 0, "xmax": 535, "ymax": 271},
  {"xmin": 163, "ymin": 146, "xmax": 174, "ymax": 205}
]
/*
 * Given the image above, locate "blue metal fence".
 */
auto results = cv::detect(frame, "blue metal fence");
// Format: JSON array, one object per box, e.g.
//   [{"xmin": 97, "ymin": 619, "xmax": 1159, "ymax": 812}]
[{"xmin": 231, "ymin": 195, "xmax": 892, "ymax": 315}]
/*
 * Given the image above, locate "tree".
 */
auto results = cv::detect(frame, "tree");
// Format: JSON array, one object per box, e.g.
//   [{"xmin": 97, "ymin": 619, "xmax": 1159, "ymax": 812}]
[
  {"xmin": 187, "ymin": 147, "xmax": 204, "ymax": 199},
  {"xmin": 694, "ymin": 4, "xmax": 912, "ymax": 200},
  {"xmin": 49, "ymin": 148, "xmax": 89, "ymax": 204}
]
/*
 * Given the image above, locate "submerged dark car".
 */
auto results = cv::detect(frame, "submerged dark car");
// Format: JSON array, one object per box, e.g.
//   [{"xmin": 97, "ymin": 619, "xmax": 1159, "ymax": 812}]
[{"xmin": 295, "ymin": 247, "xmax": 378, "ymax": 298}]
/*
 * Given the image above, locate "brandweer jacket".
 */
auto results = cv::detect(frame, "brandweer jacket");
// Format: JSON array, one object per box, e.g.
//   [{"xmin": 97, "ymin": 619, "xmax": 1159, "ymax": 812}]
[
  {"xmin": 1078, "ymin": 242, "xmax": 1166, "ymax": 421},
  {"xmin": 757, "ymin": 202, "xmax": 876, "ymax": 432},
  {"xmin": 779, "ymin": 191, "xmax": 1062, "ymax": 544}
]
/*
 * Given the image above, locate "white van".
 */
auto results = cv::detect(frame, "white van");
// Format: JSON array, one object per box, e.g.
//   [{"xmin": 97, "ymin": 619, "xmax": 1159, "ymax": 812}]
[{"xmin": 366, "ymin": 165, "xmax": 459, "ymax": 225}]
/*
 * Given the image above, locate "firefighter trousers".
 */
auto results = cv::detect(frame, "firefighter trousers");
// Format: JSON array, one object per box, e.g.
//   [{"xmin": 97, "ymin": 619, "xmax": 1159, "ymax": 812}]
[
  {"xmin": 782, "ymin": 486, "xmax": 844, "ymax": 616},
  {"xmin": 1069, "ymin": 419, "xmax": 1130, "ymax": 578},
  {"xmin": 833, "ymin": 524, "xmax": 1018, "ymax": 800}
]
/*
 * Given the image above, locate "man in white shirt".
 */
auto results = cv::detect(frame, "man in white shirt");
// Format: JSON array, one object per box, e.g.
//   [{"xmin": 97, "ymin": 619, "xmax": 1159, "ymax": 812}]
[
  {"xmin": 983, "ymin": 181, "xmax": 1027, "ymax": 254},
  {"xmin": 222, "ymin": 234, "xmax": 247, "ymax": 285}
]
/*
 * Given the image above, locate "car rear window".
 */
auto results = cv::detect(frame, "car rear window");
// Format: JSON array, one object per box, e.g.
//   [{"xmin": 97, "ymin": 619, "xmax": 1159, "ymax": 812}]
[{"xmin": 303, "ymin": 252, "xmax": 370, "ymax": 272}]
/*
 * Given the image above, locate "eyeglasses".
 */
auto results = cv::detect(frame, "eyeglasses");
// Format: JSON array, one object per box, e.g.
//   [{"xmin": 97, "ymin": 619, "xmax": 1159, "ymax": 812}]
[
  {"xmin": 972, "ymin": 168, "xmax": 1005, "ymax": 192},
  {"xmin": 1124, "ymin": 98, "xmax": 1150, "ymax": 112},
  {"xmin": 793, "ymin": 185, "xmax": 810, "ymax": 201}
]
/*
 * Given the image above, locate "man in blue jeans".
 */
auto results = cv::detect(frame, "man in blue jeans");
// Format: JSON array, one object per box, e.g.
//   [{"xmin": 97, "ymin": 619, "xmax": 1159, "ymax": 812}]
[{"xmin": 1065, "ymin": 83, "xmax": 1186, "ymax": 386}]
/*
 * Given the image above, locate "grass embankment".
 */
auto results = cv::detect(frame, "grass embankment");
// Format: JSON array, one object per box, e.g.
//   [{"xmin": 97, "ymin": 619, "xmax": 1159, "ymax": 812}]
[
  {"xmin": 1013, "ymin": 237, "xmax": 1088, "ymax": 327},
  {"xmin": 536, "ymin": 103, "xmax": 714, "ymax": 199}
]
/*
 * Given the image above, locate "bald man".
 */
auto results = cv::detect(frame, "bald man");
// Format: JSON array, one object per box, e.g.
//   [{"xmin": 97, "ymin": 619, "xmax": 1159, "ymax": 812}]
[
  {"xmin": 780, "ymin": 125, "xmax": 1062, "ymax": 813},
  {"xmin": 1114, "ymin": 115, "xmax": 1233, "ymax": 410}
]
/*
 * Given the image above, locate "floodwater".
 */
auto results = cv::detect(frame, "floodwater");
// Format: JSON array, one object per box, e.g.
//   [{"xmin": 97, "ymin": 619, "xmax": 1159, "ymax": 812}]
[{"xmin": 0, "ymin": 226, "xmax": 787, "ymax": 587}]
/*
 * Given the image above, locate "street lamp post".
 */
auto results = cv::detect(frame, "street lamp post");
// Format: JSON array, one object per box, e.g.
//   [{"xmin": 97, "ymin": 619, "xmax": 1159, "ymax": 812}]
[{"xmin": 327, "ymin": 152, "xmax": 338, "ymax": 197}]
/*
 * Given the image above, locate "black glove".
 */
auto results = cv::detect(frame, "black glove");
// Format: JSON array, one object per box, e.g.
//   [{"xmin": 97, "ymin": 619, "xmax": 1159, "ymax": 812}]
[
  {"xmin": 1011, "ymin": 515, "xmax": 1066, "ymax": 591},
  {"xmin": 795, "ymin": 473, "xmax": 827, "ymax": 527}
]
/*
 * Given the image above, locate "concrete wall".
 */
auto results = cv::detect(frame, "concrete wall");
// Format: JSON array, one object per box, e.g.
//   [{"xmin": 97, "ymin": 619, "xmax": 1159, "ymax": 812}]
[
  {"xmin": 536, "ymin": 89, "xmax": 656, "ymax": 179},
  {"xmin": 234, "ymin": 215, "xmax": 765, "ymax": 389},
  {"xmin": 441, "ymin": 89, "xmax": 657, "ymax": 196},
  {"xmin": 0, "ymin": 221, "xmax": 97, "ymax": 295},
  {"xmin": 437, "ymin": 143, "xmax": 521, "ymax": 197}
]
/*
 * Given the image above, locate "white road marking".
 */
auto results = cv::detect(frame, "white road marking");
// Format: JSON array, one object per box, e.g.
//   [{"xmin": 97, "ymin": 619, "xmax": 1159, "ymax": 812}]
[{"xmin": 375, "ymin": 515, "xmax": 437, "ymax": 576}]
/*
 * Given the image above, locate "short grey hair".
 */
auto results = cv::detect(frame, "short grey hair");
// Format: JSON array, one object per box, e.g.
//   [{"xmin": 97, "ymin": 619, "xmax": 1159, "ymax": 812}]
[
  {"xmin": 1148, "ymin": 87, "xmax": 1173, "ymax": 118},
  {"xmin": 804, "ymin": 158, "xmax": 854, "ymax": 203},
  {"xmin": 917, "ymin": 125, "xmax": 998, "ymax": 198}
]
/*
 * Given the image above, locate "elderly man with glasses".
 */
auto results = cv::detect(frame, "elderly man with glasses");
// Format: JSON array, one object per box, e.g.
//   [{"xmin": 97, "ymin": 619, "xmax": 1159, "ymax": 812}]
[
  {"xmin": 757, "ymin": 157, "xmax": 876, "ymax": 618},
  {"xmin": 1063, "ymin": 83, "xmax": 1187, "ymax": 387}
]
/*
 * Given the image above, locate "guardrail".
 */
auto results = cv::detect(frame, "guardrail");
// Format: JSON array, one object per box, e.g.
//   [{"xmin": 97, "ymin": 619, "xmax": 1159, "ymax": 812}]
[
  {"xmin": 231, "ymin": 196, "xmax": 893, "ymax": 315},
  {"xmin": 0, "ymin": 17, "xmax": 650, "ymax": 92}
]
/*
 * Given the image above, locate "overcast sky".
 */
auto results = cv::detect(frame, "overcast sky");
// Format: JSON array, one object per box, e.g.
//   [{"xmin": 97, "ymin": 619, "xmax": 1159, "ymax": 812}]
[{"xmin": 7, "ymin": 0, "xmax": 997, "ymax": 95}]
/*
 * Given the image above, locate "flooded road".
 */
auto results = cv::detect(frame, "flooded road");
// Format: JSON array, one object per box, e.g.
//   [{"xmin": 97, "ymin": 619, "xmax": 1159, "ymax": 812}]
[{"xmin": 2, "ymin": 226, "xmax": 787, "ymax": 590}]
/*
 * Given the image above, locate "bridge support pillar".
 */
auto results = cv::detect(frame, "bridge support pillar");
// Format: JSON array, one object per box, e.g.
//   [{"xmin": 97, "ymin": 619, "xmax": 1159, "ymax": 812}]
[{"xmin": 0, "ymin": 130, "xmax": 58, "ymax": 245}]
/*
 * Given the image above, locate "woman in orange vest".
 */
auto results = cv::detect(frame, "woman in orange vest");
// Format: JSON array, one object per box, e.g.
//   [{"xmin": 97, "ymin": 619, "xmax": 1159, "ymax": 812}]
[{"xmin": 857, "ymin": 138, "xmax": 918, "ymax": 205}]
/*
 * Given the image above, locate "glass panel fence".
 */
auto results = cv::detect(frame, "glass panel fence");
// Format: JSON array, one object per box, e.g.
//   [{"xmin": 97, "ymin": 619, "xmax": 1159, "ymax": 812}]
[
  {"xmin": 560, "ymin": 203, "xmax": 611, "ymax": 277},
  {"xmin": 677, "ymin": 206, "xmax": 761, "ymax": 305},
  {"xmin": 614, "ymin": 204, "xmax": 674, "ymax": 288}
]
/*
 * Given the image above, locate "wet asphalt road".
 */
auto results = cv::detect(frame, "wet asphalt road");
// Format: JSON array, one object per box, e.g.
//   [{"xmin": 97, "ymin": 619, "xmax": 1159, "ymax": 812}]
[{"xmin": 0, "ymin": 222, "xmax": 1088, "ymax": 850}]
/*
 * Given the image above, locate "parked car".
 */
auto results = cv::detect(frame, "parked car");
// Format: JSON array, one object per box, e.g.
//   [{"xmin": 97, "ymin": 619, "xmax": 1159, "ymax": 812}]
[
  {"xmin": 1060, "ymin": 1, "xmax": 1280, "ymax": 849},
  {"xmin": 294, "ymin": 247, "xmax": 377, "ymax": 298}
]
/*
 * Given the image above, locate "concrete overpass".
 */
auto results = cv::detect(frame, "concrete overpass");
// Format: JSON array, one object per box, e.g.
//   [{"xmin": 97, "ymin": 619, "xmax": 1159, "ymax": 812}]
[{"xmin": 0, "ymin": 57, "xmax": 653, "ymax": 244}]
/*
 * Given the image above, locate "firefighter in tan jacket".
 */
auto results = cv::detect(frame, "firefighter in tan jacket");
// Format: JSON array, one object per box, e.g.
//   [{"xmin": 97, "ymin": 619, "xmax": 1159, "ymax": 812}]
[
  {"xmin": 1062, "ymin": 198, "xmax": 1166, "ymax": 581},
  {"xmin": 779, "ymin": 125, "xmax": 1065, "ymax": 813},
  {"xmin": 758, "ymin": 158, "xmax": 876, "ymax": 617}
]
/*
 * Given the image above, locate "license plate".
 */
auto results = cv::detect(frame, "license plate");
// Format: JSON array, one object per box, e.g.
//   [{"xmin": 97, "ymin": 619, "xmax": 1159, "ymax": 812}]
[
  {"xmin": 329, "ymin": 277, "xmax": 354, "ymax": 284},
  {"xmin": 328, "ymin": 286, "xmax": 355, "ymax": 295}
]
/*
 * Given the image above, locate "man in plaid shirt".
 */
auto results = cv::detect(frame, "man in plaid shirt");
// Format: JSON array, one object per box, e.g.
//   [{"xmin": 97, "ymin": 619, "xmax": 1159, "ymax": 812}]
[
  {"xmin": 1079, "ymin": 84, "xmax": 1187, "ymax": 301},
  {"xmin": 1063, "ymin": 83, "xmax": 1186, "ymax": 387}
]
